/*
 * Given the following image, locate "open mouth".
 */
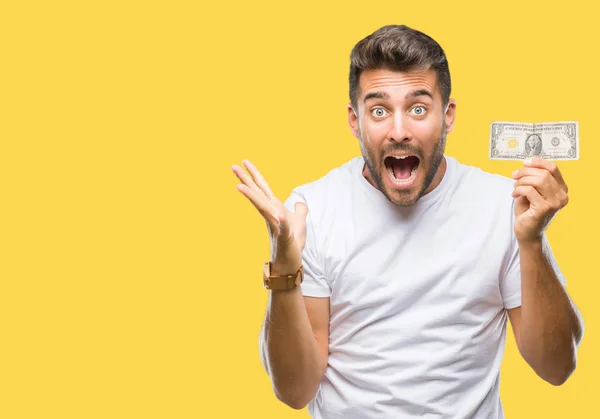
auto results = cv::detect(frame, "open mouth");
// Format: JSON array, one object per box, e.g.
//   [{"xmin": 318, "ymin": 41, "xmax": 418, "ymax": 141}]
[{"xmin": 384, "ymin": 155, "xmax": 420, "ymax": 185}]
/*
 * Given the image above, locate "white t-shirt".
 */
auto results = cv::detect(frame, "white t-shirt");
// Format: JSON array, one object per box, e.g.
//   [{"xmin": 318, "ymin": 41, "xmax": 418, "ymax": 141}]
[{"xmin": 283, "ymin": 154, "xmax": 566, "ymax": 419}]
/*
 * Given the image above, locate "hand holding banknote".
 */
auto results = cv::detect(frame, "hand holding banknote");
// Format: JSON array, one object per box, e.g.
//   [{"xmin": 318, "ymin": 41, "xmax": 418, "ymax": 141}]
[
  {"xmin": 489, "ymin": 121, "xmax": 574, "ymax": 242},
  {"xmin": 511, "ymin": 157, "xmax": 569, "ymax": 244}
]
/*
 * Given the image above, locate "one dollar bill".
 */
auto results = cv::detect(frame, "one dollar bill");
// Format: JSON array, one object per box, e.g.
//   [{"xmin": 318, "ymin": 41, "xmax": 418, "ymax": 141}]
[{"xmin": 489, "ymin": 121, "xmax": 579, "ymax": 160}]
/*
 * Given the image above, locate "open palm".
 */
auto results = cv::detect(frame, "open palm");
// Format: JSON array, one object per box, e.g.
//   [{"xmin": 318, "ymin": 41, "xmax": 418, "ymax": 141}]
[{"xmin": 232, "ymin": 160, "xmax": 308, "ymax": 270}]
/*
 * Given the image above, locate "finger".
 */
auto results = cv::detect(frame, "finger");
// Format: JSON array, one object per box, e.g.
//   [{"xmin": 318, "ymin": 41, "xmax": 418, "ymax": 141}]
[
  {"xmin": 294, "ymin": 201, "xmax": 309, "ymax": 219},
  {"xmin": 512, "ymin": 167, "xmax": 549, "ymax": 180},
  {"xmin": 514, "ymin": 174, "xmax": 560, "ymax": 199},
  {"xmin": 523, "ymin": 157, "xmax": 566, "ymax": 187},
  {"xmin": 283, "ymin": 201, "xmax": 309, "ymax": 226},
  {"xmin": 514, "ymin": 177, "xmax": 564, "ymax": 209},
  {"xmin": 285, "ymin": 201, "xmax": 309, "ymax": 235},
  {"xmin": 231, "ymin": 164, "xmax": 272, "ymax": 205},
  {"xmin": 511, "ymin": 185, "xmax": 549, "ymax": 211},
  {"xmin": 231, "ymin": 164, "xmax": 260, "ymax": 191},
  {"xmin": 242, "ymin": 160, "xmax": 275, "ymax": 200},
  {"xmin": 277, "ymin": 213, "xmax": 293, "ymax": 244},
  {"xmin": 236, "ymin": 184, "xmax": 279, "ymax": 228}
]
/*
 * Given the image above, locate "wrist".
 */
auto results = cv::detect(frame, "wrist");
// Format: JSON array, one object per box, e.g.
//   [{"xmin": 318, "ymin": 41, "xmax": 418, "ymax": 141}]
[
  {"xmin": 517, "ymin": 237, "xmax": 543, "ymax": 252},
  {"xmin": 270, "ymin": 261, "xmax": 302, "ymax": 276},
  {"xmin": 263, "ymin": 261, "xmax": 304, "ymax": 291}
]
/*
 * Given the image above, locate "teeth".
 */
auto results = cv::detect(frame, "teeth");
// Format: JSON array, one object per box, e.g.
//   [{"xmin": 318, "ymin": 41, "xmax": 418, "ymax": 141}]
[
  {"xmin": 387, "ymin": 161, "xmax": 419, "ymax": 183},
  {"xmin": 392, "ymin": 155, "xmax": 408, "ymax": 160}
]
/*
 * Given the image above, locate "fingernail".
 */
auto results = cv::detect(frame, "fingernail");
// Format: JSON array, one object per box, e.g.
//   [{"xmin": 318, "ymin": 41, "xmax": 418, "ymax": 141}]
[
  {"xmin": 512, "ymin": 170, "xmax": 518, "ymax": 178},
  {"xmin": 524, "ymin": 157, "xmax": 532, "ymax": 166}
]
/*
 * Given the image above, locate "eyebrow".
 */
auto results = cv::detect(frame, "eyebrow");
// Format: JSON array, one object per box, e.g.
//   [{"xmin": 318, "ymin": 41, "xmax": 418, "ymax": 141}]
[
  {"xmin": 406, "ymin": 89, "xmax": 434, "ymax": 100},
  {"xmin": 363, "ymin": 91, "xmax": 389, "ymax": 103},
  {"xmin": 363, "ymin": 89, "xmax": 434, "ymax": 103}
]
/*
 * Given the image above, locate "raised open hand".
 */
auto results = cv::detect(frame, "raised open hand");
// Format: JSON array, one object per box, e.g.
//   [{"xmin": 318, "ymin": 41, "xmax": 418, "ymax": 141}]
[{"xmin": 232, "ymin": 160, "xmax": 308, "ymax": 272}]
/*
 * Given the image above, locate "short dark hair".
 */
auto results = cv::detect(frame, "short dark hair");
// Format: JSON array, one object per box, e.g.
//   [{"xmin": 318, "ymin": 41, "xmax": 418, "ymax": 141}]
[{"xmin": 349, "ymin": 25, "xmax": 451, "ymax": 110}]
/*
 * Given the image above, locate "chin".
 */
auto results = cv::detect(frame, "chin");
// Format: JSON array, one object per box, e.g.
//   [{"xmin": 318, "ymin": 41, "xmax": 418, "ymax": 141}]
[
  {"xmin": 385, "ymin": 185, "xmax": 422, "ymax": 207},
  {"xmin": 380, "ymin": 155, "xmax": 424, "ymax": 206}
]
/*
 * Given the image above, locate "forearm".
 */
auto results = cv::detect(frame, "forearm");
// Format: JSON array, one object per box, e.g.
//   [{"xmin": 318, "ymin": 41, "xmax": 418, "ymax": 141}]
[
  {"xmin": 259, "ymin": 282, "xmax": 324, "ymax": 409},
  {"xmin": 518, "ymin": 239, "xmax": 584, "ymax": 385}
]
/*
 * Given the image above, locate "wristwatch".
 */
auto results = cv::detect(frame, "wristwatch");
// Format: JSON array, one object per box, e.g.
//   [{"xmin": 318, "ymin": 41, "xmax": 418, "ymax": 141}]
[{"xmin": 263, "ymin": 262, "xmax": 304, "ymax": 290}]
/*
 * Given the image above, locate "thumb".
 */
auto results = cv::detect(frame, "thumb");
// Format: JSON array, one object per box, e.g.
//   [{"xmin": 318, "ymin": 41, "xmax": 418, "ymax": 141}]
[
  {"xmin": 294, "ymin": 201, "xmax": 309, "ymax": 221},
  {"xmin": 277, "ymin": 213, "xmax": 293, "ymax": 243},
  {"xmin": 514, "ymin": 195, "xmax": 529, "ymax": 216}
]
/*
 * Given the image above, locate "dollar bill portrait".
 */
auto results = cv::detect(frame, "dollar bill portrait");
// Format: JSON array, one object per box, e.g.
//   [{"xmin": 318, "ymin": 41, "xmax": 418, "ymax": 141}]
[{"xmin": 525, "ymin": 133, "xmax": 543, "ymax": 157}]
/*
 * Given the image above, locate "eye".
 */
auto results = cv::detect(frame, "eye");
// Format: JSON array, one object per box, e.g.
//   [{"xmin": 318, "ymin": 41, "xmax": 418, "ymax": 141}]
[
  {"xmin": 410, "ymin": 105, "xmax": 427, "ymax": 116},
  {"xmin": 371, "ymin": 107, "xmax": 388, "ymax": 118}
]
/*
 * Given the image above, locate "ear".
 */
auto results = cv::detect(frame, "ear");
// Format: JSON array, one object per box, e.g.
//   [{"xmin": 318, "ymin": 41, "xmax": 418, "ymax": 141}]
[
  {"xmin": 347, "ymin": 103, "xmax": 360, "ymax": 139},
  {"xmin": 444, "ymin": 98, "xmax": 457, "ymax": 134}
]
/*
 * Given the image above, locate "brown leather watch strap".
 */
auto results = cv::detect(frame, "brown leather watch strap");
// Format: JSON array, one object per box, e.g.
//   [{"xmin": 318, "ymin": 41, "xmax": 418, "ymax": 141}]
[{"xmin": 263, "ymin": 262, "xmax": 304, "ymax": 290}]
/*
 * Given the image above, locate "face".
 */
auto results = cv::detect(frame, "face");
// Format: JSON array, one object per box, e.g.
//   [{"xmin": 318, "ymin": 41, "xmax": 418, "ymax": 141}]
[
  {"xmin": 527, "ymin": 135, "xmax": 540, "ymax": 148},
  {"xmin": 348, "ymin": 68, "xmax": 456, "ymax": 206}
]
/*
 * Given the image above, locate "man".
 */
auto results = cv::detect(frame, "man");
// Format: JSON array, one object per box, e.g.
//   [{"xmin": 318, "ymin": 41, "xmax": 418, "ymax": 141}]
[
  {"xmin": 231, "ymin": 25, "xmax": 584, "ymax": 418},
  {"xmin": 525, "ymin": 133, "xmax": 543, "ymax": 157}
]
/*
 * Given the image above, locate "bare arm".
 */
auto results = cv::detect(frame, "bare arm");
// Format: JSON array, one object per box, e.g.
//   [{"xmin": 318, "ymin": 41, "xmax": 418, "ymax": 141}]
[
  {"xmin": 259, "ymin": 283, "xmax": 329, "ymax": 409},
  {"xmin": 231, "ymin": 160, "xmax": 328, "ymax": 409},
  {"xmin": 509, "ymin": 158, "xmax": 584, "ymax": 386},
  {"xmin": 507, "ymin": 240, "xmax": 583, "ymax": 385}
]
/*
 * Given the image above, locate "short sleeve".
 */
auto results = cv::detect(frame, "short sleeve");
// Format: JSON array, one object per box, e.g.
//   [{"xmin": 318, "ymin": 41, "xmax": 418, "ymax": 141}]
[
  {"xmin": 501, "ymin": 209, "xmax": 567, "ymax": 309},
  {"xmin": 283, "ymin": 189, "xmax": 331, "ymax": 298}
]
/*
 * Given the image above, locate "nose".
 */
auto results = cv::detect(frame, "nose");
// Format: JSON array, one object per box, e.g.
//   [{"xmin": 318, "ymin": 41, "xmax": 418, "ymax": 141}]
[{"xmin": 388, "ymin": 112, "xmax": 411, "ymax": 143}]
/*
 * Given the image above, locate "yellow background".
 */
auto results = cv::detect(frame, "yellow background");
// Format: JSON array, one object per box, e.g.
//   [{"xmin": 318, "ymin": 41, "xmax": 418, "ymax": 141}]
[{"xmin": 1, "ymin": 0, "xmax": 597, "ymax": 417}]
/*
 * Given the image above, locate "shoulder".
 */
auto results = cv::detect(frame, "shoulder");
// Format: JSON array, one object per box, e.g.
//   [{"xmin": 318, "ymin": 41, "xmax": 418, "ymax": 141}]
[
  {"xmin": 284, "ymin": 156, "xmax": 362, "ymax": 209},
  {"xmin": 447, "ymin": 155, "xmax": 515, "ymax": 197}
]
